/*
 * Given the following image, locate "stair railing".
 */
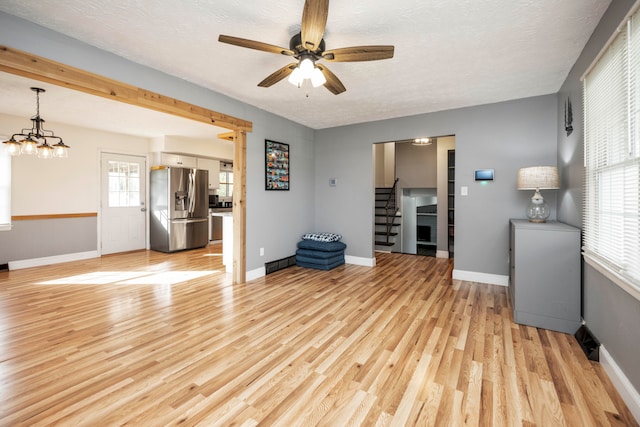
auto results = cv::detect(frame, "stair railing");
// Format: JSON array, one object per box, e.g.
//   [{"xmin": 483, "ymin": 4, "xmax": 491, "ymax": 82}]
[{"xmin": 383, "ymin": 178, "xmax": 400, "ymax": 243}]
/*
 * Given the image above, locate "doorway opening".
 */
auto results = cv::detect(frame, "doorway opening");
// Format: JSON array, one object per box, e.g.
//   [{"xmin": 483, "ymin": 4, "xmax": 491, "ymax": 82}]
[
  {"xmin": 0, "ymin": 46, "xmax": 252, "ymax": 283},
  {"xmin": 373, "ymin": 135, "xmax": 455, "ymax": 258}
]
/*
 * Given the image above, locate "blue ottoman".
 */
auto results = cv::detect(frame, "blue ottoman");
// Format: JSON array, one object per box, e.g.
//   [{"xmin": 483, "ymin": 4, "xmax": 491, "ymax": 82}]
[{"xmin": 296, "ymin": 239, "xmax": 346, "ymax": 270}]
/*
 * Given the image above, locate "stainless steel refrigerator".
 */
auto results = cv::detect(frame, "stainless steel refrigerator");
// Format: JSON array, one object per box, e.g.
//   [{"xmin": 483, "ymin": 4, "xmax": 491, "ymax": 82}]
[{"xmin": 150, "ymin": 166, "xmax": 209, "ymax": 252}]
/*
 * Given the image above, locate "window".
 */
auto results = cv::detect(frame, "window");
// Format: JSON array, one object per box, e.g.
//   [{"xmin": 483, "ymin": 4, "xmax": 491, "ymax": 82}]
[
  {"xmin": 107, "ymin": 160, "xmax": 141, "ymax": 207},
  {"xmin": 583, "ymin": 7, "xmax": 640, "ymax": 298},
  {"xmin": 0, "ymin": 138, "xmax": 10, "ymax": 230},
  {"xmin": 218, "ymin": 170, "xmax": 233, "ymax": 198}
]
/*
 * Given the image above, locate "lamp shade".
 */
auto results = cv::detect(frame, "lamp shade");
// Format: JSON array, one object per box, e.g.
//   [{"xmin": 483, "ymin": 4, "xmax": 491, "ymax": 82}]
[{"xmin": 517, "ymin": 166, "xmax": 559, "ymax": 190}]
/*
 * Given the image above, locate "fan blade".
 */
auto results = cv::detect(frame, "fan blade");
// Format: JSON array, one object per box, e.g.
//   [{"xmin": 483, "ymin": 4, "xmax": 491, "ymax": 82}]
[
  {"xmin": 258, "ymin": 63, "xmax": 297, "ymax": 87},
  {"xmin": 316, "ymin": 64, "xmax": 346, "ymax": 95},
  {"xmin": 301, "ymin": 0, "xmax": 329, "ymax": 52},
  {"xmin": 219, "ymin": 35, "xmax": 294, "ymax": 56},
  {"xmin": 322, "ymin": 45, "xmax": 395, "ymax": 62}
]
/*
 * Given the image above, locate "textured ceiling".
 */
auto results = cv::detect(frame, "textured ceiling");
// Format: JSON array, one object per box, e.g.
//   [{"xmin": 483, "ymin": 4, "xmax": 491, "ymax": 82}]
[{"xmin": 0, "ymin": 0, "xmax": 611, "ymax": 134}]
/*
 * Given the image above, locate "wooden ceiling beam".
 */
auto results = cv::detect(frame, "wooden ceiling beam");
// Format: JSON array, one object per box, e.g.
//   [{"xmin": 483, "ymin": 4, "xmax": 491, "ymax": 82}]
[
  {"xmin": 0, "ymin": 45, "xmax": 253, "ymax": 132},
  {"xmin": 217, "ymin": 131, "xmax": 235, "ymax": 141}
]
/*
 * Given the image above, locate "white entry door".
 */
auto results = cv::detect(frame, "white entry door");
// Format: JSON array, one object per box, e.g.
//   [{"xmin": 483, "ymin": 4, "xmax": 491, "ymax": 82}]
[{"xmin": 100, "ymin": 152, "xmax": 147, "ymax": 254}]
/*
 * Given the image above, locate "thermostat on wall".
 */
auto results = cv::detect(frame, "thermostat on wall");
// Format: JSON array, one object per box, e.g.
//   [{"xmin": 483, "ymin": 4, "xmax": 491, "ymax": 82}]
[{"xmin": 474, "ymin": 169, "xmax": 494, "ymax": 181}]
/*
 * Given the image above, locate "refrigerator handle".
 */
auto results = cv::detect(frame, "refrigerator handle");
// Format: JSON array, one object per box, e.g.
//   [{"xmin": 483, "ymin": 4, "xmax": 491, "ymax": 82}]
[{"xmin": 188, "ymin": 170, "xmax": 195, "ymax": 214}]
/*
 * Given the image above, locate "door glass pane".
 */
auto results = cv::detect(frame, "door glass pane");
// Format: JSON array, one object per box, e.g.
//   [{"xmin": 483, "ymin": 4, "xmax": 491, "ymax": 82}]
[{"xmin": 107, "ymin": 160, "xmax": 141, "ymax": 207}]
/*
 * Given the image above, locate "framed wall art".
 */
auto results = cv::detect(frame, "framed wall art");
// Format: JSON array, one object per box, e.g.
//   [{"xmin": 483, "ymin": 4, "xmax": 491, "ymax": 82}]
[{"xmin": 265, "ymin": 139, "xmax": 290, "ymax": 190}]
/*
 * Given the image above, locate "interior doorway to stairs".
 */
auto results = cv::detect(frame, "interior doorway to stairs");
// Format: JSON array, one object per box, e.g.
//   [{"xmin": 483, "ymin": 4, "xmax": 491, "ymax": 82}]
[{"xmin": 373, "ymin": 135, "xmax": 455, "ymax": 258}]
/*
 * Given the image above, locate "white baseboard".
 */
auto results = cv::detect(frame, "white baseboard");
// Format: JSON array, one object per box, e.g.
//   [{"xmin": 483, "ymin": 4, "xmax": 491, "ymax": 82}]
[
  {"xmin": 436, "ymin": 250, "xmax": 449, "ymax": 259},
  {"xmin": 600, "ymin": 345, "xmax": 640, "ymax": 423},
  {"xmin": 245, "ymin": 256, "xmax": 375, "ymax": 281},
  {"xmin": 345, "ymin": 255, "xmax": 376, "ymax": 267},
  {"xmin": 9, "ymin": 250, "xmax": 99, "ymax": 270},
  {"xmin": 245, "ymin": 267, "xmax": 266, "ymax": 282},
  {"xmin": 452, "ymin": 269, "xmax": 509, "ymax": 286}
]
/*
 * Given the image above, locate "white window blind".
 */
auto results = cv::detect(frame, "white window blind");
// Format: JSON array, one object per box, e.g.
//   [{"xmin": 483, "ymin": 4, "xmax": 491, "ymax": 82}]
[
  {"xmin": 0, "ymin": 138, "xmax": 10, "ymax": 230},
  {"xmin": 584, "ymin": 9, "xmax": 640, "ymax": 294}
]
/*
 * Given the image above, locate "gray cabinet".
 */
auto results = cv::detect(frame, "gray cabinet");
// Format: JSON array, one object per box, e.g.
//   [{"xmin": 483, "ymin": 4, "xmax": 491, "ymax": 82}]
[{"xmin": 509, "ymin": 219, "xmax": 581, "ymax": 334}]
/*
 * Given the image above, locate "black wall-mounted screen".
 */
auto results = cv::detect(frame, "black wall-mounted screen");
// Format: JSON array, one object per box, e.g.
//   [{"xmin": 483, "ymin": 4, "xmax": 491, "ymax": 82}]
[{"xmin": 474, "ymin": 169, "xmax": 494, "ymax": 181}]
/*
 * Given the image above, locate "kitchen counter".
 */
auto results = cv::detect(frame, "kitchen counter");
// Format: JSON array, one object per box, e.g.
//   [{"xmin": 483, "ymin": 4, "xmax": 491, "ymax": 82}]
[{"xmin": 209, "ymin": 212, "xmax": 233, "ymax": 272}]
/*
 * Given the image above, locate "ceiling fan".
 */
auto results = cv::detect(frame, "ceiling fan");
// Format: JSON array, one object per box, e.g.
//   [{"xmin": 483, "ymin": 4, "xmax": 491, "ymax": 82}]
[{"xmin": 218, "ymin": 0, "xmax": 394, "ymax": 95}]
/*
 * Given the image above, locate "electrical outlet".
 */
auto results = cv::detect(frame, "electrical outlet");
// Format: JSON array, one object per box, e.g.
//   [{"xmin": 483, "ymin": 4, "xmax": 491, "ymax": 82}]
[{"xmin": 259, "ymin": 247, "xmax": 264, "ymax": 256}]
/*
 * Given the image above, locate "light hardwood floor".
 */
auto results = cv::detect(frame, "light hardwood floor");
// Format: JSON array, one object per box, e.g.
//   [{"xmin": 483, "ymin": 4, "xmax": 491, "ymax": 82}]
[{"xmin": 0, "ymin": 246, "xmax": 636, "ymax": 426}]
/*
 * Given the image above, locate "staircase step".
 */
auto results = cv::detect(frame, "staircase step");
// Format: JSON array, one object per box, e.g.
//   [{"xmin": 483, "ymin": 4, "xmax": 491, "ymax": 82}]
[
  {"xmin": 375, "ymin": 231, "xmax": 398, "ymax": 236},
  {"xmin": 375, "ymin": 214, "xmax": 401, "ymax": 218},
  {"xmin": 375, "ymin": 241, "xmax": 396, "ymax": 246},
  {"xmin": 375, "ymin": 222, "xmax": 401, "ymax": 226}
]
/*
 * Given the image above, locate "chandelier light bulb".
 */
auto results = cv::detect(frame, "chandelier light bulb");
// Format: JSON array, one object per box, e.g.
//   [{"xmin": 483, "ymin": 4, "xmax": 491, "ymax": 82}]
[
  {"xmin": 21, "ymin": 137, "xmax": 38, "ymax": 155},
  {"xmin": 53, "ymin": 142, "xmax": 69, "ymax": 158},
  {"xmin": 3, "ymin": 139, "xmax": 21, "ymax": 156},
  {"xmin": 37, "ymin": 143, "xmax": 53, "ymax": 159}
]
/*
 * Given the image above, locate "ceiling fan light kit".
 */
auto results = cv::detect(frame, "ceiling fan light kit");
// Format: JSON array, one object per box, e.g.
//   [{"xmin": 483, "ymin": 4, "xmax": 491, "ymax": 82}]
[{"xmin": 218, "ymin": 0, "xmax": 394, "ymax": 95}]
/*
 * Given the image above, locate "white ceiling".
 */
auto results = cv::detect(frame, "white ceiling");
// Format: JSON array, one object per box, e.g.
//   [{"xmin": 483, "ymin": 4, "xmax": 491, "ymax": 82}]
[{"xmin": 0, "ymin": 0, "xmax": 611, "ymax": 136}]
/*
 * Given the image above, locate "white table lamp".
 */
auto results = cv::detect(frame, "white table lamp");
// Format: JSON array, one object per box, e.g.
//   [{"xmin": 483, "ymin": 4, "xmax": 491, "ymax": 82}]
[{"xmin": 517, "ymin": 166, "xmax": 559, "ymax": 223}]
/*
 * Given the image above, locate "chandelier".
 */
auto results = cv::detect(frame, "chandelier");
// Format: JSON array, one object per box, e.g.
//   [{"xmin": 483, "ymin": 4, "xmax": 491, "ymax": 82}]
[{"xmin": 2, "ymin": 87, "xmax": 70, "ymax": 159}]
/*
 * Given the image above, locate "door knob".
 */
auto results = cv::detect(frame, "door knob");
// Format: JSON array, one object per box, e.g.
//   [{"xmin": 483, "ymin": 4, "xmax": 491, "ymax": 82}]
[{"xmin": 141, "ymin": 208, "xmax": 147, "ymax": 212}]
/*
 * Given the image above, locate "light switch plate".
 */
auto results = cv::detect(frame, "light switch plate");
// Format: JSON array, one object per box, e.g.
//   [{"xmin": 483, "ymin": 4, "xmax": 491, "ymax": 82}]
[{"xmin": 461, "ymin": 186, "xmax": 468, "ymax": 196}]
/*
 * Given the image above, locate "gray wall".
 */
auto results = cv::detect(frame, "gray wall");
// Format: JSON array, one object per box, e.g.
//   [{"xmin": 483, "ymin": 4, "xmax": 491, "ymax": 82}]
[
  {"xmin": 3, "ymin": 217, "xmax": 96, "ymax": 260},
  {"xmin": 0, "ymin": 11, "xmax": 315, "ymax": 270},
  {"xmin": 557, "ymin": 0, "xmax": 640, "ymax": 392},
  {"xmin": 395, "ymin": 141, "xmax": 437, "ymax": 188},
  {"xmin": 315, "ymin": 94, "xmax": 558, "ymax": 275}
]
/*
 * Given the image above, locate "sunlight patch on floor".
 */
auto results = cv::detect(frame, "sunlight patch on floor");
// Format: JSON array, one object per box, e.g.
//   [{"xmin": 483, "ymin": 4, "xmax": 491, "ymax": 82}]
[
  {"xmin": 118, "ymin": 271, "xmax": 217, "ymax": 285},
  {"xmin": 37, "ymin": 270, "xmax": 220, "ymax": 285}
]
